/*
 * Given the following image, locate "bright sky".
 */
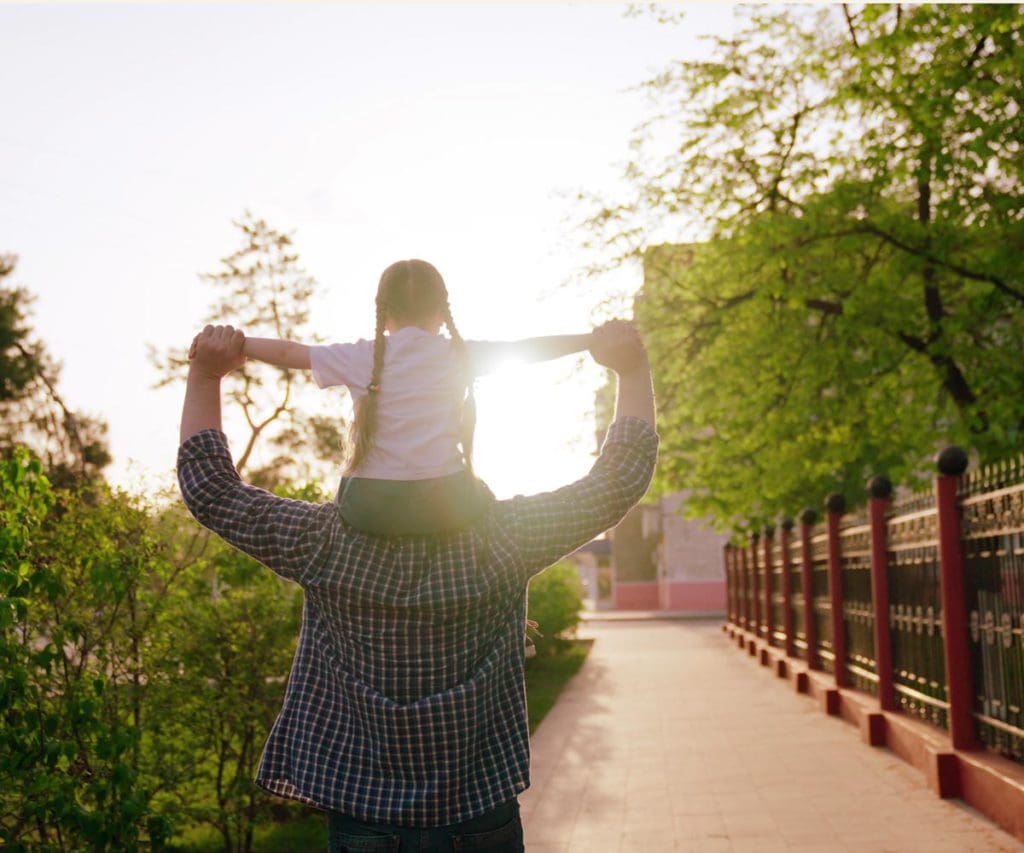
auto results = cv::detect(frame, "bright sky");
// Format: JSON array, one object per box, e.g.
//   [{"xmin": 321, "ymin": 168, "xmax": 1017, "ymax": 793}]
[{"xmin": 1, "ymin": 2, "xmax": 736, "ymax": 499}]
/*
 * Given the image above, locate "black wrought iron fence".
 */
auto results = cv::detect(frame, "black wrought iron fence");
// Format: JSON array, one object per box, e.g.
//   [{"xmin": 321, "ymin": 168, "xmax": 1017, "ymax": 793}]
[
  {"xmin": 887, "ymin": 507, "xmax": 948, "ymax": 728},
  {"xmin": 770, "ymin": 532, "xmax": 786, "ymax": 647},
  {"xmin": 840, "ymin": 521, "xmax": 876, "ymax": 695},
  {"xmin": 722, "ymin": 446, "xmax": 1024, "ymax": 768},
  {"xmin": 961, "ymin": 480, "xmax": 1024, "ymax": 764},
  {"xmin": 789, "ymin": 531, "xmax": 807, "ymax": 659},
  {"xmin": 810, "ymin": 527, "xmax": 833, "ymax": 673}
]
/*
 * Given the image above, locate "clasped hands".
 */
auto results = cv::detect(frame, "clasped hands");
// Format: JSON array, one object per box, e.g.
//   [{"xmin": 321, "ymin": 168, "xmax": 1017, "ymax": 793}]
[
  {"xmin": 188, "ymin": 325, "xmax": 245, "ymax": 380},
  {"xmin": 588, "ymin": 320, "xmax": 648, "ymax": 374}
]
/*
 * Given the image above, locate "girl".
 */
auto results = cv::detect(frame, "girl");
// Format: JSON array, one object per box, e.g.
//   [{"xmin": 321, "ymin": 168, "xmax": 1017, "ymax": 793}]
[{"xmin": 239, "ymin": 259, "xmax": 594, "ymax": 536}]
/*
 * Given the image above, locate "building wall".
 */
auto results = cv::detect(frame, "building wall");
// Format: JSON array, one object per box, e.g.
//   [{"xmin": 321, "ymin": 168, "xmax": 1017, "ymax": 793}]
[
  {"xmin": 605, "ymin": 492, "xmax": 728, "ymax": 612},
  {"xmin": 610, "ymin": 507, "xmax": 656, "ymax": 582},
  {"xmin": 657, "ymin": 492, "xmax": 728, "ymax": 583},
  {"xmin": 656, "ymin": 492, "xmax": 727, "ymax": 612}
]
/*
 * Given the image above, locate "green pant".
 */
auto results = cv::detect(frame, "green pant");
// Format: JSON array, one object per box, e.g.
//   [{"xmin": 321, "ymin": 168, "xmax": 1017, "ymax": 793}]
[{"xmin": 336, "ymin": 470, "xmax": 487, "ymax": 536}]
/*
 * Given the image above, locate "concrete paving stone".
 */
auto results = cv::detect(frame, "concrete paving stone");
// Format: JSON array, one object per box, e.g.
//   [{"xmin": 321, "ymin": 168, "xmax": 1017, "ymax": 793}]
[
  {"xmin": 728, "ymin": 840, "xmax": 790, "ymax": 853},
  {"xmin": 787, "ymin": 845, "xmax": 850, "ymax": 853},
  {"xmin": 672, "ymin": 813, "xmax": 728, "ymax": 840},
  {"xmin": 675, "ymin": 841, "xmax": 733, "ymax": 853},
  {"xmin": 720, "ymin": 815, "xmax": 779, "ymax": 839},
  {"xmin": 914, "ymin": 832, "xmax": 1023, "ymax": 853},
  {"xmin": 619, "ymin": 829, "xmax": 679, "ymax": 848},
  {"xmin": 669, "ymin": 793, "xmax": 720, "ymax": 817},
  {"xmin": 568, "ymin": 823, "xmax": 625, "ymax": 846},
  {"xmin": 521, "ymin": 621, "xmax": 1024, "ymax": 852}
]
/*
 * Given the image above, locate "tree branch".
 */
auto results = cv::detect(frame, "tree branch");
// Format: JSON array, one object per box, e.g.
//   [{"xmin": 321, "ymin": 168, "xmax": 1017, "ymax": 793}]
[
  {"xmin": 842, "ymin": 5, "xmax": 861, "ymax": 49},
  {"xmin": 234, "ymin": 375, "xmax": 292, "ymax": 474},
  {"xmin": 964, "ymin": 35, "xmax": 988, "ymax": 71},
  {"xmin": 795, "ymin": 225, "xmax": 1024, "ymax": 305},
  {"xmin": 14, "ymin": 342, "xmax": 87, "ymax": 472},
  {"xmin": 805, "ymin": 299, "xmax": 843, "ymax": 315}
]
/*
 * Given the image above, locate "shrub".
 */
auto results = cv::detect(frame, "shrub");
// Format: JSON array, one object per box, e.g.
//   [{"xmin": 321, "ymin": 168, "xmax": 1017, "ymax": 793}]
[
  {"xmin": 0, "ymin": 449, "xmax": 172, "ymax": 850},
  {"xmin": 527, "ymin": 561, "xmax": 583, "ymax": 655}
]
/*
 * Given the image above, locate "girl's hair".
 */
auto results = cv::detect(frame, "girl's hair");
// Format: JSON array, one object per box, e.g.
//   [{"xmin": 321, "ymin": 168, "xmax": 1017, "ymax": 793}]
[{"xmin": 345, "ymin": 259, "xmax": 476, "ymax": 476}]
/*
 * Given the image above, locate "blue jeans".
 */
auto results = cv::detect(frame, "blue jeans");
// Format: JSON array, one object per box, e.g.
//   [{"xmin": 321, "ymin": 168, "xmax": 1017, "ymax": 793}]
[{"xmin": 327, "ymin": 799, "xmax": 524, "ymax": 852}]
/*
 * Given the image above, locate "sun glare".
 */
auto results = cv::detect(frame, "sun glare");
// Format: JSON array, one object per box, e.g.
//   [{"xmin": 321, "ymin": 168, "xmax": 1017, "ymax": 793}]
[{"xmin": 471, "ymin": 357, "xmax": 596, "ymax": 500}]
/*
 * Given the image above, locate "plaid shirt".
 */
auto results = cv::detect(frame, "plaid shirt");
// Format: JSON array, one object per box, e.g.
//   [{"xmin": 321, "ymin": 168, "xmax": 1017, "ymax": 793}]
[{"xmin": 177, "ymin": 417, "xmax": 658, "ymax": 826}]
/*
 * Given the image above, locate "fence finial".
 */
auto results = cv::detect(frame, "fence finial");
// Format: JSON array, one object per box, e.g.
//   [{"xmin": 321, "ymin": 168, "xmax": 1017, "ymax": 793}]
[
  {"xmin": 780, "ymin": 517, "xmax": 795, "ymax": 531},
  {"xmin": 868, "ymin": 475, "xmax": 893, "ymax": 499},
  {"xmin": 936, "ymin": 446, "xmax": 968, "ymax": 476},
  {"xmin": 825, "ymin": 492, "xmax": 846, "ymax": 514},
  {"xmin": 800, "ymin": 507, "xmax": 817, "ymax": 525}
]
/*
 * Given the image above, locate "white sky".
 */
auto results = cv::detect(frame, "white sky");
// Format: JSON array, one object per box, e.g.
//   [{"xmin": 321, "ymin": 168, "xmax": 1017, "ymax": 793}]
[{"xmin": 1, "ymin": 2, "xmax": 736, "ymax": 498}]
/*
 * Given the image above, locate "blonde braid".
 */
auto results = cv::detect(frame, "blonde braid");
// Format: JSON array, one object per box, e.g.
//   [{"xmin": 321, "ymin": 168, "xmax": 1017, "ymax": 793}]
[
  {"xmin": 442, "ymin": 300, "xmax": 476, "ymax": 475},
  {"xmin": 345, "ymin": 297, "xmax": 388, "ymax": 475}
]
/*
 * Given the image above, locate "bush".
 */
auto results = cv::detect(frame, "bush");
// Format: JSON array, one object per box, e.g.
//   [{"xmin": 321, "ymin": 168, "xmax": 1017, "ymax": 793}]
[
  {"xmin": 527, "ymin": 561, "xmax": 583, "ymax": 655},
  {"xmin": 0, "ymin": 449, "xmax": 172, "ymax": 850}
]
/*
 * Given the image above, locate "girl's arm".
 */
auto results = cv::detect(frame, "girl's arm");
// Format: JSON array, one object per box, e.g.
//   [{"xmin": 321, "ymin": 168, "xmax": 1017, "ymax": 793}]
[
  {"xmin": 473, "ymin": 333, "xmax": 594, "ymax": 372},
  {"xmin": 243, "ymin": 337, "xmax": 312, "ymax": 371},
  {"xmin": 509, "ymin": 333, "xmax": 594, "ymax": 363}
]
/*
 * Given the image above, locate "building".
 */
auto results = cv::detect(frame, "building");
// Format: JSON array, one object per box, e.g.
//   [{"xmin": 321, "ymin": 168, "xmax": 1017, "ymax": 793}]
[
  {"xmin": 568, "ymin": 497, "xmax": 727, "ymax": 614},
  {"xmin": 567, "ymin": 240, "xmax": 728, "ymax": 613}
]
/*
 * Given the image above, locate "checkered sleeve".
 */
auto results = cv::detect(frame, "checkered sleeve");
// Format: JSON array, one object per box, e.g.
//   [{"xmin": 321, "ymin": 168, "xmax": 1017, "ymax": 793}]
[
  {"xmin": 503, "ymin": 416, "xmax": 659, "ymax": 577},
  {"xmin": 176, "ymin": 429, "xmax": 333, "ymax": 585}
]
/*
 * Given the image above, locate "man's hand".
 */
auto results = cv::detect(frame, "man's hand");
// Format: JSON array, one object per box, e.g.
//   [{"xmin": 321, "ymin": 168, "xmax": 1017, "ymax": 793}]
[
  {"xmin": 180, "ymin": 326, "xmax": 243, "ymax": 442},
  {"xmin": 190, "ymin": 325, "xmax": 245, "ymax": 380},
  {"xmin": 589, "ymin": 320, "xmax": 648, "ymax": 374}
]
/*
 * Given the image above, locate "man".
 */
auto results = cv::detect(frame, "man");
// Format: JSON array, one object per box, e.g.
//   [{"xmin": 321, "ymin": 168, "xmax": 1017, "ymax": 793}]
[{"xmin": 178, "ymin": 320, "xmax": 657, "ymax": 852}]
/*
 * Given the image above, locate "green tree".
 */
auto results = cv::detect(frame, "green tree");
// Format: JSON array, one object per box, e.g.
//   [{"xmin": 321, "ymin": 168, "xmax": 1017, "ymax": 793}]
[
  {"xmin": 0, "ymin": 255, "xmax": 111, "ymax": 487},
  {"xmin": 585, "ymin": 4, "xmax": 1024, "ymax": 528},
  {"xmin": 0, "ymin": 451, "xmax": 172, "ymax": 850},
  {"xmin": 145, "ymin": 532, "xmax": 303, "ymax": 853},
  {"xmin": 150, "ymin": 215, "xmax": 339, "ymax": 849},
  {"xmin": 152, "ymin": 212, "xmax": 345, "ymax": 486}
]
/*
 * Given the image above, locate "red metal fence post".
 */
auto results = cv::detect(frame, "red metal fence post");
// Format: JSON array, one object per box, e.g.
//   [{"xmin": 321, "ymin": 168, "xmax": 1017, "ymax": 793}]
[
  {"xmin": 724, "ymin": 544, "xmax": 734, "ymax": 626},
  {"xmin": 751, "ymin": 532, "xmax": 762, "ymax": 640},
  {"xmin": 729, "ymin": 544, "xmax": 737, "ymax": 626},
  {"xmin": 934, "ymin": 446, "xmax": 979, "ymax": 751},
  {"xmin": 826, "ymin": 492, "xmax": 849, "ymax": 688},
  {"xmin": 763, "ymin": 526, "xmax": 775, "ymax": 646},
  {"xmin": 867, "ymin": 476, "xmax": 896, "ymax": 712},
  {"xmin": 740, "ymin": 541, "xmax": 751, "ymax": 632},
  {"xmin": 780, "ymin": 518, "xmax": 795, "ymax": 657},
  {"xmin": 800, "ymin": 508, "xmax": 820, "ymax": 670}
]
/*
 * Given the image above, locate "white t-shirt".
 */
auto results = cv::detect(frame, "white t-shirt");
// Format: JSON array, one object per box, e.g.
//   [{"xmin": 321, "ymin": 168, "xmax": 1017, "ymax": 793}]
[{"xmin": 309, "ymin": 327, "xmax": 497, "ymax": 480}]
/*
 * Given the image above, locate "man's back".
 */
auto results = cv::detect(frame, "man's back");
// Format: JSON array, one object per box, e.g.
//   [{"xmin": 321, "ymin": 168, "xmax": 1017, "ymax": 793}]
[{"xmin": 177, "ymin": 416, "xmax": 658, "ymax": 826}]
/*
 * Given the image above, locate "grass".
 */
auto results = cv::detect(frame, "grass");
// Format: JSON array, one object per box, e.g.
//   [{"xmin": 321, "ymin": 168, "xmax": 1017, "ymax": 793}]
[
  {"xmin": 170, "ymin": 638, "xmax": 593, "ymax": 851},
  {"xmin": 168, "ymin": 812, "xmax": 327, "ymax": 852},
  {"xmin": 525, "ymin": 638, "xmax": 593, "ymax": 733}
]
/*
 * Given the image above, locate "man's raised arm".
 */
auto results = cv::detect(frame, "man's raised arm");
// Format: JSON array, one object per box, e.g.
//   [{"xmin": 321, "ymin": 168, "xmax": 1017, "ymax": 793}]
[
  {"xmin": 591, "ymin": 320, "xmax": 655, "ymax": 427},
  {"xmin": 177, "ymin": 325, "xmax": 333, "ymax": 585},
  {"xmin": 180, "ymin": 325, "xmax": 244, "ymax": 444}
]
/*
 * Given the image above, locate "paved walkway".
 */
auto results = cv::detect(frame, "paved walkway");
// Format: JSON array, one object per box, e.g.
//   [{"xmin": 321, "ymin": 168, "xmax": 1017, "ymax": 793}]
[{"xmin": 520, "ymin": 620, "xmax": 1024, "ymax": 852}]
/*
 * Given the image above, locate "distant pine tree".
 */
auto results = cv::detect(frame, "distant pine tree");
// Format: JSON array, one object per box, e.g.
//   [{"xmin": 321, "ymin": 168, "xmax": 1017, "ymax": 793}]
[{"xmin": 0, "ymin": 254, "xmax": 111, "ymax": 487}]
